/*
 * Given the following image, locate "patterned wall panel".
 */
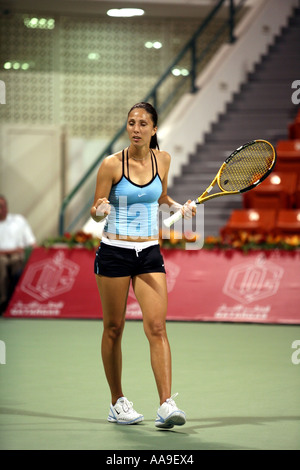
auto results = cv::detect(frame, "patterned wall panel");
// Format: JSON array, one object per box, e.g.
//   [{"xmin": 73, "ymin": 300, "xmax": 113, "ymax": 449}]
[
  {"xmin": 0, "ymin": 12, "xmax": 219, "ymax": 138},
  {"xmin": 0, "ymin": 13, "xmax": 55, "ymax": 125}
]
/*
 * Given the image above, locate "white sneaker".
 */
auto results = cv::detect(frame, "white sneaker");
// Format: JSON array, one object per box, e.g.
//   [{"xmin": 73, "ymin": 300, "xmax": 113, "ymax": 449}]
[
  {"xmin": 155, "ymin": 393, "xmax": 186, "ymax": 429},
  {"xmin": 108, "ymin": 397, "xmax": 144, "ymax": 425}
]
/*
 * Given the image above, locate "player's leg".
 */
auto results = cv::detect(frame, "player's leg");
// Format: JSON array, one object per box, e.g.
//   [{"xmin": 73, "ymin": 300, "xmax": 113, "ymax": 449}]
[
  {"xmin": 133, "ymin": 272, "xmax": 186, "ymax": 428},
  {"xmin": 95, "ymin": 274, "xmax": 144, "ymax": 424},
  {"xmin": 132, "ymin": 272, "xmax": 171, "ymax": 404},
  {"xmin": 95, "ymin": 274, "xmax": 130, "ymax": 404}
]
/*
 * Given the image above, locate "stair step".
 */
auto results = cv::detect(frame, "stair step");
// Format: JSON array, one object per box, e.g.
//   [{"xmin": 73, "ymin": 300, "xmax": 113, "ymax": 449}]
[{"xmin": 167, "ymin": 7, "xmax": 300, "ymax": 236}]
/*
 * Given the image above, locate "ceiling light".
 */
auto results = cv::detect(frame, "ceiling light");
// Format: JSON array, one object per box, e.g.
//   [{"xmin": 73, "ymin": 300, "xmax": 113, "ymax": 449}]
[
  {"xmin": 38, "ymin": 18, "xmax": 47, "ymax": 28},
  {"xmin": 144, "ymin": 41, "xmax": 162, "ymax": 50},
  {"xmin": 107, "ymin": 8, "xmax": 144, "ymax": 18},
  {"xmin": 270, "ymin": 175, "xmax": 281, "ymax": 185},
  {"xmin": 25, "ymin": 17, "xmax": 38, "ymax": 28},
  {"xmin": 47, "ymin": 19, "xmax": 55, "ymax": 29},
  {"xmin": 24, "ymin": 17, "xmax": 55, "ymax": 29},
  {"xmin": 172, "ymin": 68, "xmax": 181, "ymax": 77},
  {"xmin": 3, "ymin": 61, "xmax": 31, "ymax": 71},
  {"xmin": 249, "ymin": 211, "xmax": 260, "ymax": 221},
  {"xmin": 172, "ymin": 67, "xmax": 190, "ymax": 77},
  {"xmin": 181, "ymin": 68, "xmax": 189, "ymax": 76},
  {"xmin": 88, "ymin": 52, "xmax": 100, "ymax": 60}
]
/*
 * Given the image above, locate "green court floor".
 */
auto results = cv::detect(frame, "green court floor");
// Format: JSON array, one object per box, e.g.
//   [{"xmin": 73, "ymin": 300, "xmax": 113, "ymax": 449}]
[{"xmin": 0, "ymin": 318, "xmax": 299, "ymax": 450}]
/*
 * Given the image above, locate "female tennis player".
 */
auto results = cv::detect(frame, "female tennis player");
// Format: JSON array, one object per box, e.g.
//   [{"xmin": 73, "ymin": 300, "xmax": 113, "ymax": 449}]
[{"xmin": 90, "ymin": 102, "xmax": 195, "ymax": 428}]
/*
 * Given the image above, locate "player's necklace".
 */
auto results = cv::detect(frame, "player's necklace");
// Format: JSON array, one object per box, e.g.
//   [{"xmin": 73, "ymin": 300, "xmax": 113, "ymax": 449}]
[{"xmin": 128, "ymin": 148, "xmax": 149, "ymax": 162}]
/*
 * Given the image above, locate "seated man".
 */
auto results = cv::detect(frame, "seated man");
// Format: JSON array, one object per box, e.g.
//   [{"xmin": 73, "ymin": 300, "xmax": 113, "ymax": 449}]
[{"xmin": 0, "ymin": 195, "xmax": 36, "ymax": 314}]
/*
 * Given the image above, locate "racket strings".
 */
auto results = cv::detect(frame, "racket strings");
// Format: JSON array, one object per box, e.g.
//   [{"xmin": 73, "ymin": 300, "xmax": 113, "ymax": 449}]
[{"xmin": 219, "ymin": 141, "xmax": 275, "ymax": 192}]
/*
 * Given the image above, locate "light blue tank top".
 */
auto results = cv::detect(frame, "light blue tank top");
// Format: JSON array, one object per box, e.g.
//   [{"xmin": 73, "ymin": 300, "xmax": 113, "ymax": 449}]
[{"xmin": 104, "ymin": 149, "xmax": 163, "ymax": 237}]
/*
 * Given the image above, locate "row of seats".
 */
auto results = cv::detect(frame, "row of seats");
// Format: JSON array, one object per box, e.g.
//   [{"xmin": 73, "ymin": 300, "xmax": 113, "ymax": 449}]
[
  {"xmin": 243, "ymin": 171, "xmax": 300, "ymax": 210},
  {"xmin": 274, "ymin": 139, "xmax": 300, "ymax": 179},
  {"xmin": 288, "ymin": 109, "xmax": 300, "ymax": 140},
  {"xmin": 221, "ymin": 111, "xmax": 300, "ymax": 240},
  {"xmin": 221, "ymin": 209, "xmax": 300, "ymax": 238},
  {"xmin": 243, "ymin": 114, "xmax": 300, "ymax": 209},
  {"xmin": 275, "ymin": 110, "xmax": 300, "ymax": 185}
]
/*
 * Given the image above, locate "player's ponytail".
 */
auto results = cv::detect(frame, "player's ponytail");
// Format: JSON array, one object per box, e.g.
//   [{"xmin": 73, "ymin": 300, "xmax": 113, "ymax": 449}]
[{"xmin": 150, "ymin": 133, "xmax": 159, "ymax": 150}]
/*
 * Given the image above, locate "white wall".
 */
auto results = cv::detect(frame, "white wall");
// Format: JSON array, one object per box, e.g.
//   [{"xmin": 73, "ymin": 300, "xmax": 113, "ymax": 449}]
[
  {"xmin": 0, "ymin": 125, "xmax": 62, "ymax": 242},
  {"xmin": 158, "ymin": 0, "xmax": 298, "ymax": 186}
]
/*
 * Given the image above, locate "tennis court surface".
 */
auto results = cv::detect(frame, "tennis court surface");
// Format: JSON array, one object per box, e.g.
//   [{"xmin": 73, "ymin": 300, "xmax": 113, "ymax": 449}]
[{"xmin": 0, "ymin": 318, "xmax": 299, "ymax": 450}]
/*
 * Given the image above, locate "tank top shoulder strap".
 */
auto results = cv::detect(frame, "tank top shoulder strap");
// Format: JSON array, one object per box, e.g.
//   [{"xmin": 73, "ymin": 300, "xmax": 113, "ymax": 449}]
[
  {"xmin": 123, "ymin": 148, "xmax": 158, "ymax": 181},
  {"xmin": 121, "ymin": 149, "xmax": 125, "ymax": 176},
  {"xmin": 122, "ymin": 148, "xmax": 130, "ymax": 179},
  {"xmin": 150, "ymin": 149, "xmax": 158, "ymax": 177}
]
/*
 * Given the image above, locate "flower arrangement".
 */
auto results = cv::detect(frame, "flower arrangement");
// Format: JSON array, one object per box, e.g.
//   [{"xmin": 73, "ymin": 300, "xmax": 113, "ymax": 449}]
[
  {"xmin": 41, "ymin": 231, "xmax": 100, "ymax": 250},
  {"xmin": 41, "ymin": 229, "xmax": 300, "ymax": 252},
  {"xmin": 158, "ymin": 229, "xmax": 200, "ymax": 249},
  {"xmin": 204, "ymin": 231, "xmax": 300, "ymax": 252},
  {"xmin": 41, "ymin": 229, "xmax": 199, "ymax": 250}
]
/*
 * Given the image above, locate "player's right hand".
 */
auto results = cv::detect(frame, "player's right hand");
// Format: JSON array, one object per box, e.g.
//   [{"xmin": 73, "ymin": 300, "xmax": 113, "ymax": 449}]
[{"xmin": 93, "ymin": 198, "xmax": 111, "ymax": 217}]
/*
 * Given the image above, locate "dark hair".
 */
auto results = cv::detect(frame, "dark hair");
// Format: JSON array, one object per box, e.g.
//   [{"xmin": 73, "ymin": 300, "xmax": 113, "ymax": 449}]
[{"xmin": 128, "ymin": 102, "xmax": 159, "ymax": 149}]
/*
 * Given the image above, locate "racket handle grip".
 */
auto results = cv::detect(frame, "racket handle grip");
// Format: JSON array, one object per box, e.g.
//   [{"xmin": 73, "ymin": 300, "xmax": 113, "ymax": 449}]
[
  {"xmin": 163, "ymin": 209, "xmax": 183, "ymax": 227},
  {"xmin": 163, "ymin": 201, "xmax": 196, "ymax": 228}
]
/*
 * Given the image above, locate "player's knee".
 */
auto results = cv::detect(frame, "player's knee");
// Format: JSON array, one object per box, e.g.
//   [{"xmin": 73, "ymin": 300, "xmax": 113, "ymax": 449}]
[
  {"xmin": 145, "ymin": 319, "xmax": 166, "ymax": 339},
  {"xmin": 104, "ymin": 322, "xmax": 124, "ymax": 341}
]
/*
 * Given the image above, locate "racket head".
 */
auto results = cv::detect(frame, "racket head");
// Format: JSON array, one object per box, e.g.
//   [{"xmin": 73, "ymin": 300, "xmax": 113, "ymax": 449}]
[{"xmin": 217, "ymin": 139, "xmax": 276, "ymax": 193}]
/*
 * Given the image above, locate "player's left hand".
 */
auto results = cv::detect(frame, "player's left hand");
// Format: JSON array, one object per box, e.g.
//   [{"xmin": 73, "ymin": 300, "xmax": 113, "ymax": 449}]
[{"xmin": 181, "ymin": 200, "xmax": 196, "ymax": 219}]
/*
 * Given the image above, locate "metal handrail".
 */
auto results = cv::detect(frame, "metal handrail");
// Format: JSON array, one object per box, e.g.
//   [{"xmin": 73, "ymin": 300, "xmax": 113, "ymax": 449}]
[{"xmin": 59, "ymin": 0, "xmax": 243, "ymax": 235}]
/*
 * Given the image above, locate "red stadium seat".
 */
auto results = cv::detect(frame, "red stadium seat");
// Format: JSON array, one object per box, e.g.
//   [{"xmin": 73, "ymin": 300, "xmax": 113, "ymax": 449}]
[
  {"xmin": 275, "ymin": 140, "xmax": 300, "ymax": 176},
  {"xmin": 220, "ymin": 209, "xmax": 277, "ymax": 239},
  {"xmin": 276, "ymin": 139, "xmax": 300, "ymax": 157},
  {"xmin": 288, "ymin": 122, "xmax": 300, "ymax": 140},
  {"xmin": 295, "ymin": 178, "xmax": 300, "ymax": 208},
  {"xmin": 243, "ymin": 172, "xmax": 298, "ymax": 210},
  {"xmin": 275, "ymin": 209, "xmax": 300, "ymax": 235},
  {"xmin": 288, "ymin": 109, "xmax": 300, "ymax": 140}
]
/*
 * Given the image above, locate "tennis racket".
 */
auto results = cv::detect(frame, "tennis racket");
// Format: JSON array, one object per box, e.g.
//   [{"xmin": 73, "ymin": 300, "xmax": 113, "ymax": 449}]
[{"xmin": 164, "ymin": 139, "xmax": 276, "ymax": 227}]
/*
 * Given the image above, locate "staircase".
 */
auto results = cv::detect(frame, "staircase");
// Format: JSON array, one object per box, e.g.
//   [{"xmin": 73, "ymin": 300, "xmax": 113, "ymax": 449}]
[{"xmin": 168, "ymin": 7, "xmax": 300, "ymax": 236}]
